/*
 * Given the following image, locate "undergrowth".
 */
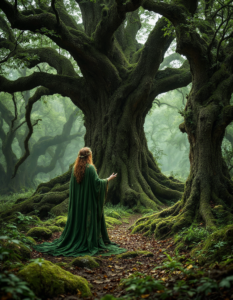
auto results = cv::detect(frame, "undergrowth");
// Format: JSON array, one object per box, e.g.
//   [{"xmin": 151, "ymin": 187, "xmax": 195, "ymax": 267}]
[
  {"xmin": 175, "ymin": 225, "xmax": 210, "ymax": 246},
  {"xmin": 100, "ymin": 253, "xmax": 233, "ymax": 300},
  {"xmin": 104, "ymin": 203, "xmax": 133, "ymax": 218},
  {"xmin": 0, "ymin": 189, "xmax": 34, "ymax": 213}
]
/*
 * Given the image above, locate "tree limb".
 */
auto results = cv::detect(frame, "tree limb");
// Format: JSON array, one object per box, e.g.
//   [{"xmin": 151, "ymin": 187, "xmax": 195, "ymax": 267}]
[
  {"xmin": 149, "ymin": 61, "xmax": 191, "ymax": 99},
  {"xmin": 93, "ymin": 0, "xmax": 141, "ymax": 52},
  {"xmin": 51, "ymin": 0, "xmax": 60, "ymax": 25},
  {"xmin": 0, "ymin": 72, "xmax": 84, "ymax": 98}
]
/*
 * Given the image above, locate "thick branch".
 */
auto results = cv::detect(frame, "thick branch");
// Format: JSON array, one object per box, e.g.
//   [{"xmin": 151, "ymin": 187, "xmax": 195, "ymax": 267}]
[
  {"xmin": 218, "ymin": 104, "xmax": 233, "ymax": 130},
  {"xmin": 141, "ymin": 0, "xmax": 186, "ymax": 25},
  {"xmin": 93, "ymin": 0, "xmax": 141, "ymax": 52},
  {"xmin": 0, "ymin": 72, "xmax": 84, "ymax": 99},
  {"xmin": 0, "ymin": 0, "xmax": 90, "ymax": 59},
  {"xmin": 131, "ymin": 17, "xmax": 174, "ymax": 86},
  {"xmin": 51, "ymin": 0, "xmax": 60, "ymax": 25},
  {"xmin": 149, "ymin": 61, "xmax": 191, "ymax": 99},
  {"xmin": 16, "ymin": 47, "xmax": 78, "ymax": 76}
]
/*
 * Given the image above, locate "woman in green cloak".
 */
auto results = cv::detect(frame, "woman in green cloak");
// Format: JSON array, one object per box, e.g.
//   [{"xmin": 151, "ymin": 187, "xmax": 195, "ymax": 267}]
[{"xmin": 33, "ymin": 147, "xmax": 127, "ymax": 257}]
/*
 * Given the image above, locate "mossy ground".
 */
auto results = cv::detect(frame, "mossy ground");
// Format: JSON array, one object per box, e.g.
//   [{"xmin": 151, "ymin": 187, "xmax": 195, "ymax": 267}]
[{"xmin": 2, "ymin": 208, "xmax": 233, "ymax": 299}]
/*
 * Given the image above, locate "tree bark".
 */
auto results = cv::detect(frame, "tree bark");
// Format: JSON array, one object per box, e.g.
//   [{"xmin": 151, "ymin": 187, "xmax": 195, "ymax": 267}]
[
  {"xmin": 130, "ymin": 0, "xmax": 233, "ymax": 236},
  {"xmin": 0, "ymin": 0, "xmax": 192, "ymax": 218}
]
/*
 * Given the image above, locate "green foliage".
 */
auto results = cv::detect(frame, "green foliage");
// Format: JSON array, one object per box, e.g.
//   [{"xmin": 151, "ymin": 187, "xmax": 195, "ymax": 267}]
[
  {"xmin": 175, "ymin": 225, "xmax": 210, "ymax": 245},
  {"xmin": 0, "ymin": 272, "xmax": 37, "ymax": 300},
  {"xmin": 121, "ymin": 272, "xmax": 164, "ymax": 297},
  {"xmin": 162, "ymin": 18, "xmax": 174, "ymax": 37},
  {"xmin": 104, "ymin": 203, "xmax": 133, "ymax": 218},
  {"xmin": 0, "ymin": 235, "xmax": 37, "ymax": 299},
  {"xmin": 0, "ymin": 222, "xmax": 35, "ymax": 248},
  {"xmin": 102, "ymin": 254, "xmax": 233, "ymax": 300},
  {"xmin": 0, "ymin": 190, "xmax": 34, "ymax": 213},
  {"xmin": 16, "ymin": 212, "xmax": 36, "ymax": 225}
]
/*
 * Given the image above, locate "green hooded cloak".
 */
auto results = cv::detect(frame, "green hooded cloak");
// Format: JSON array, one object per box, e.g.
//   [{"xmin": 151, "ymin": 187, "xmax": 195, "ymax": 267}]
[{"xmin": 33, "ymin": 164, "xmax": 127, "ymax": 256}]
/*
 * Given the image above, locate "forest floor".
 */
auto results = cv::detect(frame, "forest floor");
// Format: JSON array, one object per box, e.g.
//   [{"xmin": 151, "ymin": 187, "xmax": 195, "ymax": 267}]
[{"xmin": 30, "ymin": 214, "xmax": 233, "ymax": 300}]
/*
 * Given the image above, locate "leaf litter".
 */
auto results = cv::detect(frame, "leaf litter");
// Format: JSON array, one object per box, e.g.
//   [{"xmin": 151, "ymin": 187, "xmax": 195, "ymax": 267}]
[{"xmin": 31, "ymin": 214, "xmax": 233, "ymax": 300}]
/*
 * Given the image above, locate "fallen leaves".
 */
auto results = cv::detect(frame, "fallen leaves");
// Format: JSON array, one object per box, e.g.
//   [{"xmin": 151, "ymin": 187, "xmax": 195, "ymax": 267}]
[{"xmin": 31, "ymin": 214, "xmax": 179, "ymax": 299}]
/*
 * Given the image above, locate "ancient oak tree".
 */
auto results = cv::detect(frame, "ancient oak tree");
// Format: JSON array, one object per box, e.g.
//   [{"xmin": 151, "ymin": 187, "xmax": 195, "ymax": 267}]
[
  {"xmin": 131, "ymin": 0, "xmax": 233, "ymax": 237},
  {"xmin": 0, "ymin": 0, "xmax": 191, "ymax": 217}
]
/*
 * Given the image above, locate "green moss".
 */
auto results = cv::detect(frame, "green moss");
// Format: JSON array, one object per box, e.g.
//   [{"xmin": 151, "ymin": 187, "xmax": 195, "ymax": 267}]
[
  {"xmin": 29, "ymin": 215, "xmax": 41, "ymax": 223},
  {"xmin": 106, "ymin": 223, "xmax": 113, "ymax": 229},
  {"xmin": 122, "ymin": 218, "xmax": 130, "ymax": 224},
  {"xmin": 42, "ymin": 219, "xmax": 54, "ymax": 226},
  {"xmin": 27, "ymin": 227, "xmax": 52, "ymax": 240},
  {"xmin": 25, "ymin": 236, "xmax": 36, "ymax": 245},
  {"xmin": 106, "ymin": 211, "xmax": 121, "ymax": 219},
  {"xmin": 105, "ymin": 216, "xmax": 122, "ymax": 226},
  {"xmin": 50, "ymin": 198, "xmax": 69, "ymax": 216},
  {"xmin": 70, "ymin": 256, "xmax": 100, "ymax": 269},
  {"xmin": 47, "ymin": 225, "xmax": 63, "ymax": 233},
  {"xmin": 18, "ymin": 260, "xmax": 92, "ymax": 298},
  {"xmin": 116, "ymin": 251, "xmax": 153, "ymax": 259},
  {"xmin": 55, "ymin": 216, "xmax": 67, "ymax": 227}
]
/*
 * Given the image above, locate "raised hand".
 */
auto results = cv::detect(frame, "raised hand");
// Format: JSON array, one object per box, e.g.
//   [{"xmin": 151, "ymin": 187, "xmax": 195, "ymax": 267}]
[{"xmin": 107, "ymin": 173, "xmax": 117, "ymax": 181}]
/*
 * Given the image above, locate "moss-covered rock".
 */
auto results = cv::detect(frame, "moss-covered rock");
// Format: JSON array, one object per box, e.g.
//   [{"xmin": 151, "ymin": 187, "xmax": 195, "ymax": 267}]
[
  {"xmin": 106, "ymin": 211, "xmax": 121, "ymax": 219},
  {"xmin": 47, "ymin": 225, "xmax": 63, "ymax": 233},
  {"xmin": 27, "ymin": 227, "xmax": 52, "ymax": 240},
  {"xmin": 25, "ymin": 236, "xmax": 36, "ymax": 245},
  {"xmin": 18, "ymin": 260, "xmax": 92, "ymax": 298},
  {"xmin": 70, "ymin": 256, "xmax": 100, "ymax": 269},
  {"xmin": 116, "ymin": 250, "xmax": 153, "ymax": 259},
  {"xmin": 105, "ymin": 216, "xmax": 122, "ymax": 226},
  {"xmin": 50, "ymin": 198, "xmax": 69, "ymax": 216},
  {"xmin": 54, "ymin": 216, "xmax": 67, "ymax": 227}
]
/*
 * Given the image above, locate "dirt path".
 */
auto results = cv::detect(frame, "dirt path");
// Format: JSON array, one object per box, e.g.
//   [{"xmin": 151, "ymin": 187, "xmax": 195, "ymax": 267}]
[{"xmin": 31, "ymin": 214, "xmax": 176, "ymax": 300}]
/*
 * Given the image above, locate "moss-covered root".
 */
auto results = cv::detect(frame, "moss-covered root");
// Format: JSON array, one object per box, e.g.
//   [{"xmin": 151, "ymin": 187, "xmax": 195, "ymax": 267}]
[
  {"xmin": 130, "ymin": 200, "xmax": 191, "ymax": 238},
  {"xmin": 18, "ymin": 260, "xmax": 92, "ymax": 298}
]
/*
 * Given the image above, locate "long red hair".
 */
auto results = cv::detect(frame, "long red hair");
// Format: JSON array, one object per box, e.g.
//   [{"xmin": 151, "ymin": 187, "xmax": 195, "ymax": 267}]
[{"xmin": 74, "ymin": 147, "xmax": 95, "ymax": 183}]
